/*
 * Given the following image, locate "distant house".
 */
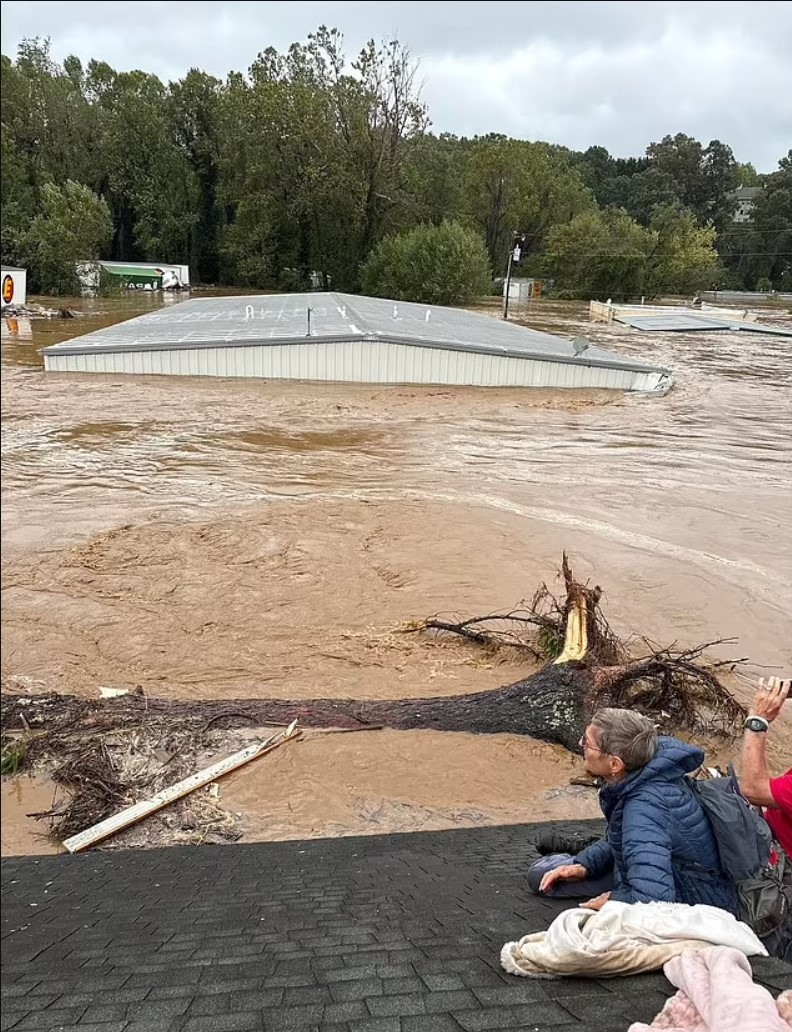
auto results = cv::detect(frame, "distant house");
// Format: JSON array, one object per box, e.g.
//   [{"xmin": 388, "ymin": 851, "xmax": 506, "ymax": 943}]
[
  {"xmin": 77, "ymin": 260, "xmax": 190, "ymax": 292},
  {"xmin": 1, "ymin": 266, "xmax": 27, "ymax": 308},
  {"xmin": 732, "ymin": 186, "xmax": 761, "ymax": 223}
]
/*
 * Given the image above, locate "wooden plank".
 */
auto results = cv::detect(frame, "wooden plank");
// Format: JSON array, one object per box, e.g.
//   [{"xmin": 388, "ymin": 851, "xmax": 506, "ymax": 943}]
[{"xmin": 62, "ymin": 721, "xmax": 299, "ymax": 854}]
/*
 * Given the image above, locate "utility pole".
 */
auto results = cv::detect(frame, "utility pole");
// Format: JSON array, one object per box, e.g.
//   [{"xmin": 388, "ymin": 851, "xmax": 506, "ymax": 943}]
[{"xmin": 502, "ymin": 232, "xmax": 522, "ymax": 320}]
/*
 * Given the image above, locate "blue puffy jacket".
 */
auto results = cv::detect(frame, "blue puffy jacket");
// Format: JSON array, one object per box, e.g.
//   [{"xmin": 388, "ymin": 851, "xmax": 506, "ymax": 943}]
[{"xmin": 574, "ymin": 736, "xmax": 738, "ymax": 913}]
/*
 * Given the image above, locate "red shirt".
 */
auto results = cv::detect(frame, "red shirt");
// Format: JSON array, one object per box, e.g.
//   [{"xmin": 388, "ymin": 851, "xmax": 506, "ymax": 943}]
[{"xmin": 765, "ymin": 769, "xmax": 792, "ymax": 859}]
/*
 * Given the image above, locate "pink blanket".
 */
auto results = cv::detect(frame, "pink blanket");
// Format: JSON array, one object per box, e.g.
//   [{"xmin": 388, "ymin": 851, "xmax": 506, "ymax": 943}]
[{"xmin": 628, "ymin": 947, "xmax": 791, "ymax": 1032}]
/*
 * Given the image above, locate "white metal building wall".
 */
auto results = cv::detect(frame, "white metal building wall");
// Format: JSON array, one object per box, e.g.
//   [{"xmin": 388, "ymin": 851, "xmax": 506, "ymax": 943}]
[
  {"xmin": 43, "ymin": 338, "xmax": 662, "ymax": 391},
  {"xmin": 1, "ymin": 268, "xmax": 27, "ymax": 307}
]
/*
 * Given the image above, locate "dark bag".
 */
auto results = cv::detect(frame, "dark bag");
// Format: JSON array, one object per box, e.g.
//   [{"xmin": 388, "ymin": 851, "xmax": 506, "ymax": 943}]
[
  {"xmin": 690, "ymin": 766, "xmax": 791, "ymax": 937},
  {"xmin": 736, "ymin": 848, "xmax": 792, "ymax": 941}
]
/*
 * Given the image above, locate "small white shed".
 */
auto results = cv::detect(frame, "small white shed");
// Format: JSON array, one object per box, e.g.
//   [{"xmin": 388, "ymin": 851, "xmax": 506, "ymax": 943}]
[
  {"xmin": 1, "ymin": 266, "xmax": 27, "ymax": 308},
  {"xmin": 503, "ymin": 278, "xmax": 541, "ymax": 306}
]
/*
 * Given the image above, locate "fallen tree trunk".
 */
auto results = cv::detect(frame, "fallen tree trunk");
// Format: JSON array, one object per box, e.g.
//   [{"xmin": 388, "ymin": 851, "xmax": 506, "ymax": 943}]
[
  {"xmin": 0, "ymin": 557, "xmax": 747, "ymax": 841},
  {"xmin": 1, "ymin": 652, "xmax": 743, "ymax": 759},
  {"xmin": 1, "ymin": 663, "xmax": 591, "ymax": 749},
  {"xmin": 1, "ymin": 556, "xmax": 746, "ymax": 760}
]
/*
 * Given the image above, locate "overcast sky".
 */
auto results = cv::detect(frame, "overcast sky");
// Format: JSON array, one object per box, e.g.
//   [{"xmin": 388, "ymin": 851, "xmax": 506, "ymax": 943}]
[{"xmin": 2, "ymin": 1, "xmax": 790, "ymax": 171}]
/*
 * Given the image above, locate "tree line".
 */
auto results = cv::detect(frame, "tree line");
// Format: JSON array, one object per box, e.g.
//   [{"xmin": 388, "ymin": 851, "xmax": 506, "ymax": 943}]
[{"xmin": 1, "ymin": 31, "xmax": 790, "ymax": 300}]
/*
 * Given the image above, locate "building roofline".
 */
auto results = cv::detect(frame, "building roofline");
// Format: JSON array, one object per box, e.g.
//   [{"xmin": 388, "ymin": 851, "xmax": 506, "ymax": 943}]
[{"xmin": 41, "ymin": 329, "xmax": 668, "ymax": 376}]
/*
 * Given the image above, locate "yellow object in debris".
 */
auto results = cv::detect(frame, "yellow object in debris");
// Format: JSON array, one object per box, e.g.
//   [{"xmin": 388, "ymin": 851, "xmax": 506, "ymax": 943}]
[{"xmin": 553, "ymin": 597, "xmax": 588, "ymax": 664}]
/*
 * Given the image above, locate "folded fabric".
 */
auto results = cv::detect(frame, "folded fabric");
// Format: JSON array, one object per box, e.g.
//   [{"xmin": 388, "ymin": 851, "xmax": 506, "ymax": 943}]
[
  {"xmin": 501, "ymin": 900, "xmax": 766, "ymax": 979},
  {"xmin": 627, "ymin": 946, "xmax": 791, "ymax": 1032}
]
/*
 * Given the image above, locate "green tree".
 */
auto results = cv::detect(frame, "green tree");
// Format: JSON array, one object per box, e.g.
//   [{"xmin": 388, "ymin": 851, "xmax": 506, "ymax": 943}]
[
  {"xmin": 542, "ymin": 209, "xmax": 652, "ymax": 300},
  {"xmin": 737, "ymin": 151, "xmax": 792, "ymax": 289},
  {"xmin": 645, "ymin": 204, "xmax": 720, "ymax": 295},
  {"xmin": 170, "ymin": 69, "xmax": 223, "ymax": 282},
  {"xmin": 218, "ymin": 27, "xmax": 427, "ymax": 291},
  {"xmin": 736, "ymin": 162, "xmax": 761, "ymax": 187},
  {"xmin": 646, "ymin": 133, "xmax": 738, "ymax": 230},
  {"xmin": 86, "ymin": 63, "xmax": 196, "ymax": 262},
  {"xmin": 402, "ymin": 133, "xmax": 469, "ymax": 228},
  {"xmin": 599, "ymin": 167, "xmax": 681, "ymax": 226},
  {"xmin": 1, "ymin": 40, "xmax": 96, "ymax": 263},
  {"xmin": 21, "ymin": 180, "xmax": 112, "ymax": 294},
  {"xmin": 465, "ymin": 137, "xmax": 595, "ymax": 272},
  {"xmin": 0, "ymin": 118, "xmax": 34, "ymax": 264},
  {"xmin": 362, "ymin": 221, "xmax": 491, "ymax": 305}
]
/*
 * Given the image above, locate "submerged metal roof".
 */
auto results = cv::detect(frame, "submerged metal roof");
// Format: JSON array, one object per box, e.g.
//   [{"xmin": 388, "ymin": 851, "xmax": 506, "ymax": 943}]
[
  {"xmin": 616, "ymin": 313, "xmax": 792, "ymax": 338},
  {"xmin": 42, "ymin": 292, "xmax": 666, "ymax": 374}
]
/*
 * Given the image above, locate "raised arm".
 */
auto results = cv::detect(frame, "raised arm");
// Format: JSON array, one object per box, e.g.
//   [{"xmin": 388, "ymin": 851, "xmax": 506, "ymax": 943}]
[{"xmin": 740, "ymin": 677, "xmax": 790, "ymax": 808}]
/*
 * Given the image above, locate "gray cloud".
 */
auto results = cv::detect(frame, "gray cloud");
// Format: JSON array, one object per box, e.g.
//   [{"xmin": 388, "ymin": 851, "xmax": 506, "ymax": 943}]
[{"xmin": 1, "ymin": 0, "xmax": 790, "ymax": 170}]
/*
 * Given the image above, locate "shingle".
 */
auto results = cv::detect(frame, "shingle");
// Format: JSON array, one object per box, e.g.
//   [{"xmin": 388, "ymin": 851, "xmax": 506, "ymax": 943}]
[
  {"xmin": 403, "ymin": 1017, "xmax": 464, "ymax": 1032},
  {"xmin": 323, "ymin": 1000, "xmax": 370, "ymax": 1023},
  {"xmin": 421, "ymin": 975, "xmax": 466, "ymax": 993},
  {"xmin": 366, "ymin": 994, "xmax": 426, "ymax": 1017},
  {"xmin": 182, "ymin": 1014, "xmax": 263, "ymax": 1032},
  {"xmin": 259, "ymin": 1004, "xmax": 325, "ymax": 1029},
  {"xmin": 328, "ymin": 979, "xmax": 385, "ymax": 1003},
  {"xmin": 349, "ymin": 1020, "xmax": 402, "ymax": 1032},
  {"xmin": 4, "ymin": 821, "xmax": 787, "ymax": 1032},
  {"xmin": 424, "ymin": 990, "xmax": 479, "ymax": 1013}
]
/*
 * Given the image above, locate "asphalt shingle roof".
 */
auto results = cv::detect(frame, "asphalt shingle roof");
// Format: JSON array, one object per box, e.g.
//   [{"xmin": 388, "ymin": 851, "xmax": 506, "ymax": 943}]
[{"xmin": 2, "ymin": 820, "xmax": 790, "ymax": 1032}]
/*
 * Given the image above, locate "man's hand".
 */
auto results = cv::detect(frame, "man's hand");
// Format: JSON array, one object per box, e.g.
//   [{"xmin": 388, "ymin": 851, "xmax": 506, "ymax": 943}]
[
  {"xmin": 581, "ymin": 891, "xmax": 611, "ymax": 911},
  {"xmin": 751, "ymin": 677, "xmax": 790, "ymax": 722},
  {"xmin": 741, "ymin": 676, "xmax": 789, "ymax": 809},
  {"xmin": 539, "ymin": 863, "xmax": 588, "ymax": 894}
]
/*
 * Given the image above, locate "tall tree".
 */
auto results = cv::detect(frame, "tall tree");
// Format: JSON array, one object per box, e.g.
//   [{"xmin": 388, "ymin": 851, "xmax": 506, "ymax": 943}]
[
  {"xmin": 645, "ymin": 203, "xmax": 720, "ymax": 295},
  {"xmin": 724, "ymin": 151, "xmax": 792, "ymax": 290},
  {"xmin": 218, "ymin": 27, "xmax": 427, "ymax": 291},
  {"xmin": 21, "ymin": 180, "xmax": 112, "ymax": 294},
  {"xmin": 170, "ymin": 70, "xmax": 223, "ymax": 283},
  {"xmin": 542, "ymin": 208, "xmax": 652, "ymax": 300},
  {"xmin": 646, "ymin": 133, "xmax": 738, "ymax": 229},
  {"xmin": 402, "ymin": 133, "xmax": 469, "ymax": 228},
  {"xmin": 465, "ymin": 137, "xmax": 595, "ymax": 272},
  {"xmin": 86, "ymin": 63, "xmax": 196, "ymax": 262}
]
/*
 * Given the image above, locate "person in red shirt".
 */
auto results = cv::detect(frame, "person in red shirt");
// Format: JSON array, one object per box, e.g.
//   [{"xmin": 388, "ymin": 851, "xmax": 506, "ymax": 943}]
[{"xmin": 740, "ymin": 676, "xmax": 792, "ymax": 858}]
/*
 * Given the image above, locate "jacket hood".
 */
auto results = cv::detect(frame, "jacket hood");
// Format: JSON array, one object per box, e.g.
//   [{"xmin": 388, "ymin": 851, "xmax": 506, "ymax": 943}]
[{"xmin": 601, "ymin": 735, "xmax": 704, "ymax": 807}]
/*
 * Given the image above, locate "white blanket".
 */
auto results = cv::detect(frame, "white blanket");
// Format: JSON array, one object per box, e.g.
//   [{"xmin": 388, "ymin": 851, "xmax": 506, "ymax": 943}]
[{"xmin": 501, "ymin": 901, "xmax": 767, "ymax": 979}]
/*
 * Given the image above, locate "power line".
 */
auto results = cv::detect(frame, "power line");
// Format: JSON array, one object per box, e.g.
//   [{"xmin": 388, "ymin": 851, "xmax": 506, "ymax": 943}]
[{"xmin": 539, "ymin": 251, "xmax": 792, "ymax": 258}]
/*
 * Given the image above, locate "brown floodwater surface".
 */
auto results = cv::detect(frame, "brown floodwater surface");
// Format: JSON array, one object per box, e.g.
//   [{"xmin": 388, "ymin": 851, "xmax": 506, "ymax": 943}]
[{"xmin": 2, "ymin": 294, "xmax": 791, "ymax": 852}]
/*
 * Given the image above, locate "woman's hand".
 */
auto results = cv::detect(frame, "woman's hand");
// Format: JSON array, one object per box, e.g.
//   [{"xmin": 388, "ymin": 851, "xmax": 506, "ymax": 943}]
[
  {"xmin": 538, "ymin": 863, "xmax": 588, "ymax": 894},
  {"xmin": 581, "ymin": 891, "xmax": 611, "ymax": 911}
]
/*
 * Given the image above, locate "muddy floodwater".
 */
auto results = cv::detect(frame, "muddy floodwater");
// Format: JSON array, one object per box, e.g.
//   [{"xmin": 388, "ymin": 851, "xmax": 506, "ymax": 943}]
[{"xmin": 2, "ymin": 293, "xmax": 791, "ymax": 854}]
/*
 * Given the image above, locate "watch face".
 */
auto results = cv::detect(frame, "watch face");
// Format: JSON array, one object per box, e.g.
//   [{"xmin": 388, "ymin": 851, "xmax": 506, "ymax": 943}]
[{"xmin": 745, "ymin": 718, "xmax": 768, "ymax": 732}]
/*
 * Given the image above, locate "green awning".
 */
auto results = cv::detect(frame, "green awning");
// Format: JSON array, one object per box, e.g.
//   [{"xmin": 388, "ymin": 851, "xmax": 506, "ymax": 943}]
[{"xmin": 103, "ymin": 265, "xmax": 162, "ymax": 281}]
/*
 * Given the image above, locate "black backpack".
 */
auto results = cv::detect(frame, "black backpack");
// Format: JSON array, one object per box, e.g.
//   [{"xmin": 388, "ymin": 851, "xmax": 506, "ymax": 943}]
[{"xmin": 690, "ymin": 766, "xmax": 791, "ymax": 937}]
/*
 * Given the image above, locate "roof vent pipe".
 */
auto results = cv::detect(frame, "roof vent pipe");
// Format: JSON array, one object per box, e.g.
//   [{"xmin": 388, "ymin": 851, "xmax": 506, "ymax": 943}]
[{"xmin": 245, "ymin": 305, "xmax": 254, "ymax": 321}]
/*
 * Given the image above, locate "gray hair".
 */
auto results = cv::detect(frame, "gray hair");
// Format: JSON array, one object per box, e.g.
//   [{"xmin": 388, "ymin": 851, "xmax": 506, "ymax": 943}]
[{"xmin": 590, "ymin": 708, "xmax": 658, "ymax": 771}]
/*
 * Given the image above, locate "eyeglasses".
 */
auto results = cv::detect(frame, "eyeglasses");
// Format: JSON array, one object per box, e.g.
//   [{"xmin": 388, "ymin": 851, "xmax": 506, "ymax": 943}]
[{"xmin": 579, "ymin": 735, "xmax": 602, "ymax": 755}]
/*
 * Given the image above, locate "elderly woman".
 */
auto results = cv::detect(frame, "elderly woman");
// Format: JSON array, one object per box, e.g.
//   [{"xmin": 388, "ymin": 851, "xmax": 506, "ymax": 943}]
[{"xmin": 529, "ymin": 708, "xmax": 738, "ymax": 914}]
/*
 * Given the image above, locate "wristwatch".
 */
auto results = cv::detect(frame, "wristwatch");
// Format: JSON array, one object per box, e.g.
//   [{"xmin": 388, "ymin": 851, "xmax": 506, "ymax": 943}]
[{"xmin": 744, "ymin": 716, "xmax": 770, "ymax": 733}]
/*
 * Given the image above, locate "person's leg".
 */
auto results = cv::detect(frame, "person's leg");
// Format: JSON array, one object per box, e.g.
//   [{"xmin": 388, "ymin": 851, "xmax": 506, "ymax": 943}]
[{"xmin": 527, "ymin": 853, "xmax": 614, "ymax": 899}]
